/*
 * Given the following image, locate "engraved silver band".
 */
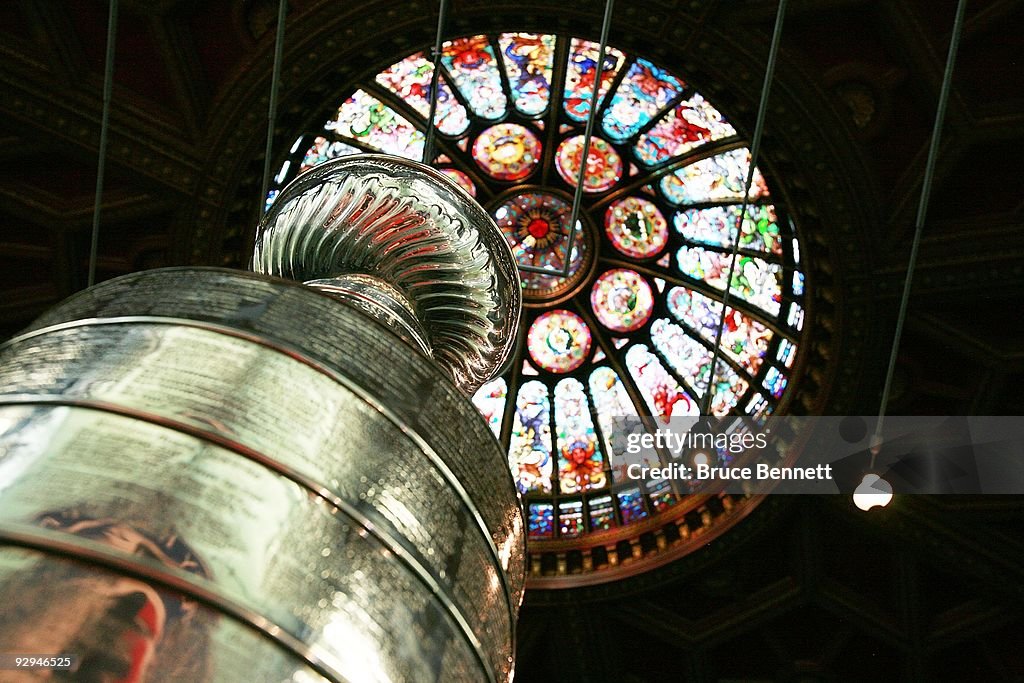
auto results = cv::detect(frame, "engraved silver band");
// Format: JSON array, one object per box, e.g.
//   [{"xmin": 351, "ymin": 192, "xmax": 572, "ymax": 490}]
[
  {"xmin": 0, "ymin": 395, "xmax": 500, "ymax": 683},
  {"xmin": 0, "ymin": 522, "xmax": 352, "ymax": 683},
  {"xmin": 1, "ymin": 314, "xmax": 518, "ymax": 634}
]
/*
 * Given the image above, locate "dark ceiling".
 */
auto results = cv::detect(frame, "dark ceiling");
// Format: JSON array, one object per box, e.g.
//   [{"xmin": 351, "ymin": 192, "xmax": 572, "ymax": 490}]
[{"xmin": 1, "ymin": 0, "xmax": 1022, "ymax": 681}]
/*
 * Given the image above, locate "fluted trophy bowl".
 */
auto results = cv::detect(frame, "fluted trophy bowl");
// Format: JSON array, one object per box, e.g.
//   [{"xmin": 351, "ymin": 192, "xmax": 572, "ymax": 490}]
[{"xmin": 253, "ymin": 154, "xmax": 522, "ymax": 394}]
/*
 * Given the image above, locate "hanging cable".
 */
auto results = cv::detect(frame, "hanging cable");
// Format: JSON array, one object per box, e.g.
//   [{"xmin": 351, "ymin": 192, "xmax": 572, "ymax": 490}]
[
  {"xmin": 701, "ymin": 0, "xmax": 788, "ymax": 416},
  {"xmin": 871, "ymin": 0, "xmax": 968, "ymax": 458},
  {"xmin": 259, "ymin": 0, "xmax": 289, "ymax": 214},
  {"xmin": 87, "ymin": 0, "xmax": 118, "ymax": 288},
  {"xmin": 422, "ymin": 0, "xmax": 450, "ymax": 165},
  {"xmin": 517, "ymin": 0, "xmax": 615, "ymax": 276},
  {"xmin": 560, "ymin": 0, "xmax": 615, "ymax": 277}
]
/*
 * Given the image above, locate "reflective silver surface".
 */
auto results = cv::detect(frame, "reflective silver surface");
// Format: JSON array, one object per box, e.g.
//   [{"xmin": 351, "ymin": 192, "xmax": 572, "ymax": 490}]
[
  {"xmin": 0, "ymin": 547, "xmax": 333, "ymax": 683},
  {"xmin": 252, "ymin": 154, "xmax": 522, "ymax": 395},
  {"xmin": 0, "ymin": 156, "xmax": 525, "ymax": 682},
  {"xmin": 0, "ymin": 321, "xmax": 516, "ymax": 660},
  {"xmin": 305, "ymin": 274, "xmax": 432, "ymax": 357},
  {"xmin": 17, "ymin": 269, "xmax": 527, "ymax": 611},
  {"xmin": 0, "ymin": 405, "xmax": 487, "ymax": 683},
  {"xmin": 0, "ymin": 268, "xmax": 525, "ymax": 682}
]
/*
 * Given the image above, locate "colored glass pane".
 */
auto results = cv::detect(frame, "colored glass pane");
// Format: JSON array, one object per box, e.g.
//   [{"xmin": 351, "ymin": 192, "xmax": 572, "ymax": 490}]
[
  {"xmin": 605, "ymin": 196, "xmax": 669, "ymax": 258},
  {"xmin": 591, "ymin": 269, "xmax": 655, "ymax": 332},
  {"xmin": 493, "ymin": 192, "xmax": 588, "ymax": 295},
  {"xmin": 528, "ymin": 503, "xmax": 554, "ymax": 539},
  {"xmin": 665, "ymin": 286, "xmax": 773, "ymax": 373},
  {"xmin": 374, "ymin": 53, "xmax": 470, "ymax": 136},
  {"xmin": 617, "ymin": 488, "xmax": 647, "ymax": 523},
  {"xmin": 665, "ymin": 286, "xmax": 719, "ymax": 336},
  {"xmin": 634, "ymin": 93, "xmax": 736, "ymax": 166},
  {"xmin": 763, "ymin": 367, "xmax": 787, "ymax": 398},
  {"xmin": 527, "ymin": 310, "xmax": 592, "ymax": 373},
  {"xmin": 471, "ymin": 377, "xmax": 507, "ymax": 439},
  {"xmin": 674, "ymin": 204, "xmax": 783, "ymax": 255},
  {"xmin": 707, "ymin": 372, "xmax": 749, "ymax": 415},
  {"xmin": 588, "ymin": 495, "xmax": 616, "ymax": 531},
  {"xmin": 300, "ymin": 137, "xmax": 361, "ymax": 173},
  {"xmin": 746, "ymin": 394, "xmax": 770, "ymax": 420},
  {"xmin": 509, "ymin": 381, "xmax": 553, "ymax": 494},
  {"xmin": 625, "ymin": 344, "xmax": 698, "ymax": 421},
  {"xmin": 325, "ymin": 90, "xmax": 424, "ymax": 160},
  {"xmin": 554, "ymin": 378, "xmax": 606, "ymax": 494},
  {"xmin": 649, "ymin": 318, "xmax": 748, "ymax": 416},
  {"xmin": 650, "ymin": 317, "xmax": 710, "ymax": 387},
  {"xmin": 441, "ymin": 35, "xmax": 507, "ymax": 119},
  {"xmin": 601, "ymin": 59, "xmax": 683, "ymax": 142},
  {"xmin": 438, "ymin": 168, "xmax": 476, "ymax": 197},
  {"xmin": 676, "ymin": 247, "xmax": 783, "ymax": 316},
  {"xmin": 707, "ymin": 369, "xmax": 749, "ymax": 415},
  {"xmin": 472, "ymin": 123, "xmax": 541, "ymax": 181},
  {"xmin": 264, "ymin": 190, "xmax": 279, "ymax": 213},
  {"xmin": 793, "ymin": 271, "xmax": 805, "ymax": 296},
  {"xmin": 648, "ymin": 481, "xmax": 675, "ymax": 511},
  {"xmin": 588, "ymin": 367, "xmax": 655, "ymax": 483},
  {"xmin": 274, "ymin": 160, "xmax": 292, "ymax": 185},
  {"xmin": 788, "ymin": 302, "xmax": 805, "ymax": 330},
  {"xmin": 776, "ymin": 338, "xmax": 797, "ymax": 368},
  {"xmin": 563, "ymin": 38, "xmax": 626, "ymax": 121},
  {"xmin": 588, "ymin": 368, "xmax": 636, "ymax": 420},
  {"xmin": 499, "ymin": 33, "xmax": 556, "ymax": 115},
  {"xmin": 555, "ymin": 135, "xmax": 623, "ymax": 192},
  {"xmin": 559, "ymin": 500, "xmax": 584, "ymax": 537},
  {"xmin": 660, "ymin": 148, "xmax": 768, "ymax": 205}
]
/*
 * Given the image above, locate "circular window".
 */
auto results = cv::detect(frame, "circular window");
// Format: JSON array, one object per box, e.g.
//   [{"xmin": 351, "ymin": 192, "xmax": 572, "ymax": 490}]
[
  {"xmin": 473, "ymin": 123, "xmax": 542, "ymax": 181},
  {"xmin": 270, "ymin": 32, "xmax": 806, "ymax": 582},
  {"xmin": 492, "ymin": 190, "xmax": 595, "ymax": 303}
]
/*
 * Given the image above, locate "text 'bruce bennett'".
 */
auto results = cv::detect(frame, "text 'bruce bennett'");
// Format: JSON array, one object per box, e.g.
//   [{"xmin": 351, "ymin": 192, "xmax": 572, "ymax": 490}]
[{"xmin": 626, "ymin": 463, "xmax": 834, "ymax": 481}]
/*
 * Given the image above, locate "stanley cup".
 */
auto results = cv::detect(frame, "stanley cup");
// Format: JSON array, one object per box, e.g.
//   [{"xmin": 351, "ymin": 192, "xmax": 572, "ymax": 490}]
[{"xmin": 0, "ymin": 155, "xmax": 525, "ymax": 683}]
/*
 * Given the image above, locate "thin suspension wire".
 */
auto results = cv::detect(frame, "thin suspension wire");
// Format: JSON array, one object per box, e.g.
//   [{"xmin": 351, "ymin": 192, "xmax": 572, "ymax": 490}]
[
  {"xmin": 558, "ymin": 0, "xmax": 616, "ymax": 278},
  {"xmin": 87, "ymin": 0, "xmax": 118, "ymax": 288},
  {"xmin": 701, "ymin": 0, "xmax": 787, "ymax": 416},
  {"xmin": 259, "ymin": 0, "xmax": 289, "ymax": 214},
  {"xmin": 872, "ymin": 0, "xmax": 968, "ymax": 459},
  {"xmin": 518, "ymin": 0, "xmax": 615, "ymax": 277},
  {"xmin": 422, "ymin": 0, "xmax": 450, "ymax": 165}
]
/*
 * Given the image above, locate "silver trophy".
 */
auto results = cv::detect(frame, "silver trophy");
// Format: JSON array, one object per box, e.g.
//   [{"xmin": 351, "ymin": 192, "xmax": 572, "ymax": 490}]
[{"xmin": 0, "ymin": 156, "xmax": 525, "ymax": 683}]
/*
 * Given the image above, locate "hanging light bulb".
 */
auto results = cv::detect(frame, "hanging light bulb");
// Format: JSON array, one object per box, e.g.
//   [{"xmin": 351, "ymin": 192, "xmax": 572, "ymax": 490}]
[
  {"xmin": 687, "ymin": 417, "xmax": 716, "ymax": 468},
  {"xmin": 853, "ymin": 472, "xmax": 893, "ymax": 511},
  {"xmin": 692, "ymin": 449, "xmax": 712, "ymax": 468}
]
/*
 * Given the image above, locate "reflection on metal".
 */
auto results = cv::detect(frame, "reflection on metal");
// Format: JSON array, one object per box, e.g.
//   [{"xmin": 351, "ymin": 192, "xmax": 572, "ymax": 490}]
[
  {"xmin": 253, "ymin": 154, "xmax": 522, "ymax": 395},
  {"xmin": 305, "ymin": 274, "xmax": 432, "ymax": 357},
  {"xmin": 0, "ymin": 159, "xmax": 525, "ymax": 683}
]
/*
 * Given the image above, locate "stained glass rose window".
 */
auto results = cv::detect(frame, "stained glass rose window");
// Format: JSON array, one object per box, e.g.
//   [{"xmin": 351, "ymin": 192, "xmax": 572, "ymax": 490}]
[{"xmin": 269, "ymin": 33, "xmax": 805, "ymax": 545}]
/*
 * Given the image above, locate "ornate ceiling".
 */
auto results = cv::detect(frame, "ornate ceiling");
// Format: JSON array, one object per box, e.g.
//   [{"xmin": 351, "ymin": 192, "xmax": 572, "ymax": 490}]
[{"xmin": 1, "ymin": 0, "xmax": 1022, "ymax": 679}]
